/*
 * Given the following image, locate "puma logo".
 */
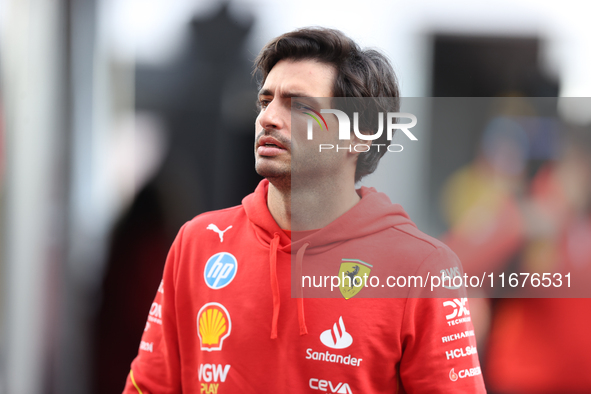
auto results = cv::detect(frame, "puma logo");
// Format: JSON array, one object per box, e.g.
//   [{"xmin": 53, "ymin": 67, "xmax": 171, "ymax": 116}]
[{"xmin": 206, "ymin": 224, "xmax": 233, "ymax": 242}]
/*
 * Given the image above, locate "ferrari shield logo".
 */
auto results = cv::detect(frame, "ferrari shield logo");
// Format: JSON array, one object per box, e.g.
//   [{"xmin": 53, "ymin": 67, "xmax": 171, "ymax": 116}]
[{"xmin": 338, "ymin": 259, "xmax": 373, "ymax": 300}]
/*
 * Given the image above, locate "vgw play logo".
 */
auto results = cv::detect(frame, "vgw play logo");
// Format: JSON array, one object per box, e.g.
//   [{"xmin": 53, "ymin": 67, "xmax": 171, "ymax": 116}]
[{"xmin": 302, "ymin": 105, "xmax": 418, "ymax": 152}]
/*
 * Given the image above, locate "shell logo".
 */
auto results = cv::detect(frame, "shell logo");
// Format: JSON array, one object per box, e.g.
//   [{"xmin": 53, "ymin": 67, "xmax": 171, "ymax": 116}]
[{"xmin": 197, "ymin": 302, "xmax": 232, "ymax": 351}]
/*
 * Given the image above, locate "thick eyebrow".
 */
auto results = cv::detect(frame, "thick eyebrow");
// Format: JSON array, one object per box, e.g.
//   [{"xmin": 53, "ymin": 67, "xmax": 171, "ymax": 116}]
[
  {"xmin": 281, "ymin": 91, "xmax": 316, "ymax": 99},
  {"xmin": 256, "ymin": 89, "xmax": 330, "ymax": 110},
  {"xmin": 257, "ymin": 88, "xmax": 273, "ymax": 97},
  {"xmin": 257, "ymin": 89, "xmax": 327, "ymax": 102}
]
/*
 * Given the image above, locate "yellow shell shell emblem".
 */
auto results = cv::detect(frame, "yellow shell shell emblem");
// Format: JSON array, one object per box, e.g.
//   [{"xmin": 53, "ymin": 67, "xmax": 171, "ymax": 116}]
[
  {"xmin": 197, "ymin": 302, "xmax": 232, "ymax": 351},
  {"xmin": 338, "ymin": 259, "xmax": 373, "ymax": 300}
]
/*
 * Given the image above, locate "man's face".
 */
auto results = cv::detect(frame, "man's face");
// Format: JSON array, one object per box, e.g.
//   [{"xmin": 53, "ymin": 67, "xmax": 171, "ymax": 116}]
[{"xmin": 254, "ymin": 59, "xmax": 336, "ymax": 183}]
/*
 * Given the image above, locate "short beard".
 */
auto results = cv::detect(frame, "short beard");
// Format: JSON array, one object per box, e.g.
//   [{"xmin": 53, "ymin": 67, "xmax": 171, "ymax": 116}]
[{"xmin": 255, "ymin": 161, "xmax": 291, "ymax": 192}]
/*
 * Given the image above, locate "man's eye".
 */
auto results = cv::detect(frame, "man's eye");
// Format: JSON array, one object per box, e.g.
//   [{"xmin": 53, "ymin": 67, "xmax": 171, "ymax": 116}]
[
  {"xmin": 259, "ymin": 100, "xmax": 270, "ymax": 109},
  {"xmin": 293, "ymin": 102, "xmax": 308, "ymax": 111}
]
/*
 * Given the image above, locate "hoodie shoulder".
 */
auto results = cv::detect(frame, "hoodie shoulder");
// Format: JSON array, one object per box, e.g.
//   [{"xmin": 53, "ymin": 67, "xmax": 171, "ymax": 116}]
[
  {"xmin": 181, "ymin": 204, "xmax": 247, "ymax": 238},
  {"xmin": 384, "ymin": 222, "xmax": 464, "ymax": 283},
  {"xmin": 355, "ymin": 186, "xmax": 456, "ymax": 258},
  {"xmin": 391, "ymin": 222, "xmax": 451, "ymax": 253}
]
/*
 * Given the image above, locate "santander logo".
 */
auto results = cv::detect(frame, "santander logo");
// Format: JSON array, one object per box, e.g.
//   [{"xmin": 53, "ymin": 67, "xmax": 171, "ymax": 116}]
[{"xmin": 320, "ymin": 317, "xmax": 353, "ymax": 349}]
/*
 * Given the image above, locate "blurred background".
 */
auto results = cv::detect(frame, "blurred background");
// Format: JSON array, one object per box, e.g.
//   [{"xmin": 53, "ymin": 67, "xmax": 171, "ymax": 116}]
[{"xmin": 0, "ymin": 0, "xmax": 590, "ymax": 393}]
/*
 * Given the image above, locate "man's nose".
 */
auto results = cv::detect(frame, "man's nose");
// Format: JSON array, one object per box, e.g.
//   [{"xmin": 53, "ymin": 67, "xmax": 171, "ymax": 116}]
[{"xmin": 258, "ymin": 100, "xmax": 287, "ymax": 130}]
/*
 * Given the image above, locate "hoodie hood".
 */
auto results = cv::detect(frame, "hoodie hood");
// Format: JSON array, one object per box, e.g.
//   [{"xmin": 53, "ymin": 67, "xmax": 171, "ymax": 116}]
[{"xmin": 242, "ymin": 179, "xmax": 416, "ymax": 339}]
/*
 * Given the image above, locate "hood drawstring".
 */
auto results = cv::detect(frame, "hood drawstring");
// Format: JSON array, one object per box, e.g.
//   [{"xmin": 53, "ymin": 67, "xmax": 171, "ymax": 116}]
[
  {"xmin": 269, "ymin": 233, "xmax": 310, "ymax": 339},
  {"xmin": 269, "ymin": 233, "xmax": 281, "ymax": 339},
  {"xmin": 296, "ymin": 243, "xmax": 309, "ymax": 336}
]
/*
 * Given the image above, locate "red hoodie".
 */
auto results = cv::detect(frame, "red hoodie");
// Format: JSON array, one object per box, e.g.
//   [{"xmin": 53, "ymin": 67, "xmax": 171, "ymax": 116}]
[{"xmin": 123, "ymin": 180, "xmax": 486, "ymax": 393}]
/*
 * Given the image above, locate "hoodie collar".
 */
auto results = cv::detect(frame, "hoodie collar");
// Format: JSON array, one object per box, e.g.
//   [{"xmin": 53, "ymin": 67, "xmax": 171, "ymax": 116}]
[{"xmin": 243, "ymin": 179, "xmax": 415, "ymax": 253}]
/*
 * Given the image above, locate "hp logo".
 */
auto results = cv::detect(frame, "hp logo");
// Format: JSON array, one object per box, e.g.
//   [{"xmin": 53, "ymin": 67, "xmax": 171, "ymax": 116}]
[{"xmin": 204, "ymin": 252, "xmax": 238, "ymax": 289}]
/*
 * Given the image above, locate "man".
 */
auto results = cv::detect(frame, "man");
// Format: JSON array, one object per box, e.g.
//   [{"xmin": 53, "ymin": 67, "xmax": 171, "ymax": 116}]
[{"xmin": 123, "ymin": 27, "xmax": 485, "ymax": 393}]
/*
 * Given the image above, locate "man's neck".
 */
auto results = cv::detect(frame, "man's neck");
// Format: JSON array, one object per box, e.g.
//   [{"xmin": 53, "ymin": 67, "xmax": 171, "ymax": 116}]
[{"xmin": 267, "ymin": 177, "xmax": 361, "ymax": 231}]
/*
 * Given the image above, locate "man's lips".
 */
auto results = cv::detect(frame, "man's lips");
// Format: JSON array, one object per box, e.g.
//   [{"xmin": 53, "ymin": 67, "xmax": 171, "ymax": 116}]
[
  {"xmin": 257, "ymin": 136, "xmax": 286, "ymax": 149},
  {"xmin": 256, "ymin": 135, "xmax": 289, "ymax": 156}
]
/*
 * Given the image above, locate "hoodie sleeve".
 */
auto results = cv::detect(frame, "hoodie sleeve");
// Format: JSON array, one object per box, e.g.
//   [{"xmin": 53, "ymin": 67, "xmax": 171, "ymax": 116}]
[
  {"xmin": 398, "ymin": 246, "xmax": 486, "ymax": 393},
  {"xmin": 122, "ymin": 224, "xmax": 186, "ymax": 394}
]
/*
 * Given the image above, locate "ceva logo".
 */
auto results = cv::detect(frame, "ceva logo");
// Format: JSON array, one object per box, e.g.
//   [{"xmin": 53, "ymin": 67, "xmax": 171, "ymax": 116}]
[
  {"xmin": 320, "ymin": 316, "xmax": 353, "ymax": 349},
  {"xmin": 309, "ymin": 378, "xmax": 353, "ymax": 393}
]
